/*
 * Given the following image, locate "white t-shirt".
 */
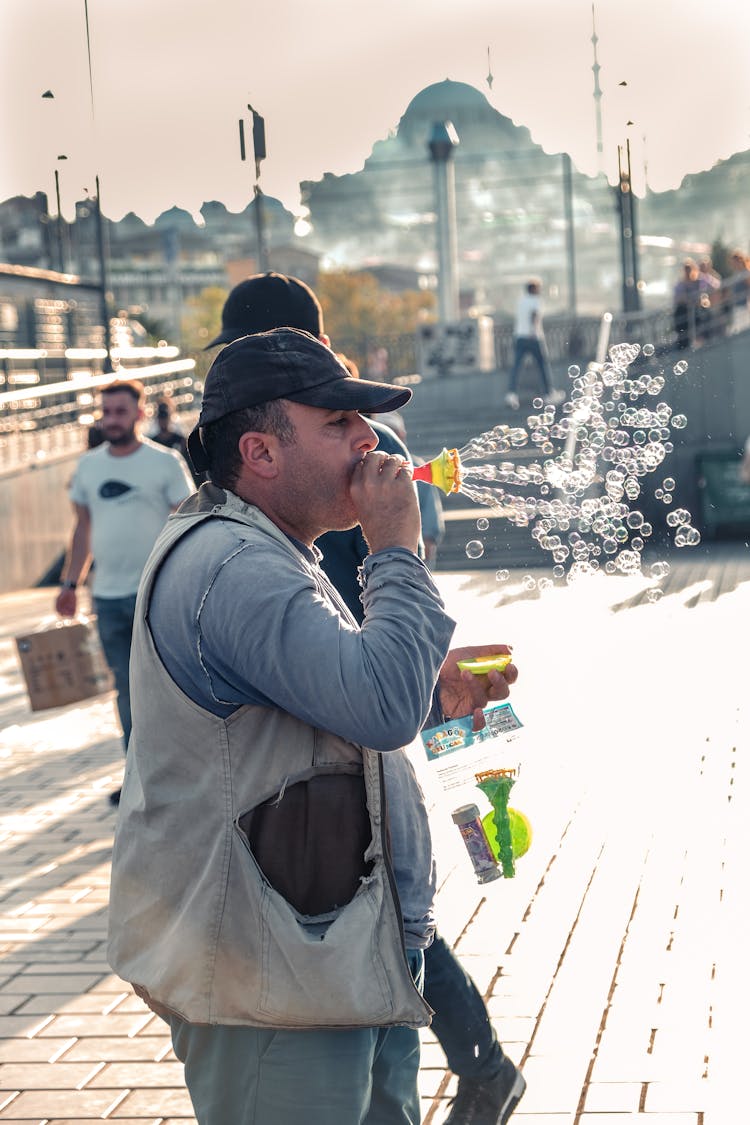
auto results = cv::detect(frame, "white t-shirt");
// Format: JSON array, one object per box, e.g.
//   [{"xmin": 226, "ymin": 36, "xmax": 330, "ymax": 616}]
[
  {"xmin": 515, "ymin": 292, "xmax": 543, "ymax": 337},
  {"xmin": 69, "ymin": 438, "xmax": 194, "ymax": 597}
]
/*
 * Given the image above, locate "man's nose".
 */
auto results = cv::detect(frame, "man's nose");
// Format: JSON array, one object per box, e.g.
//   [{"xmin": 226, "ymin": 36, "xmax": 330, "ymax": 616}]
[{"xmin": 354, "ymin": 416, "xmax": 378, "ymax": 453}]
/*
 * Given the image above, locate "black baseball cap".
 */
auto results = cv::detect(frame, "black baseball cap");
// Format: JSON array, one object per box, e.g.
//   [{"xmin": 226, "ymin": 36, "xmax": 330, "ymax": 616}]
[
  {"xmin": 206, "ymin": 273, "xmax": 323, "ymax": 348},
  {"xmin": 187, "ymin": 327, "xmax": 412, "ymax": 473}
]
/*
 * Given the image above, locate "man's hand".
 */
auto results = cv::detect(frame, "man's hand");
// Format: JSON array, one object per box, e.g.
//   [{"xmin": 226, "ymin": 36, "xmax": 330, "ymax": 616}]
[
  {"xmin": 351, "ymin": 451, "xmax": 421, "ymax": 555},
  {"xmin": 438, "ymin": 644, "xmax": 518, "ymax": 732},
  {"xmin": 55, "ymin": 587, "xmax": 77, "ymax": 618}
]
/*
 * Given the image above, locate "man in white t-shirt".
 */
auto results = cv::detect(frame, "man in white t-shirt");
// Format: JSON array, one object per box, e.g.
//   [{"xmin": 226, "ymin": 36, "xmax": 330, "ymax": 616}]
[
  {"xmin": 55, "ymin": 379, "xmax": 194, "ymax": 804},
  {"xmin": 505, "ymin": 279, "xmax": 564, "ymax": 409}
]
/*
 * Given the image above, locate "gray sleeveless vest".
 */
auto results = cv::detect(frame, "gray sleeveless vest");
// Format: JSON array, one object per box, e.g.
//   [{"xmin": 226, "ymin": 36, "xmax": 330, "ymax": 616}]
[{"xmin": 107, "ymin": 486, "xmax": 432, "ymax": 1030}]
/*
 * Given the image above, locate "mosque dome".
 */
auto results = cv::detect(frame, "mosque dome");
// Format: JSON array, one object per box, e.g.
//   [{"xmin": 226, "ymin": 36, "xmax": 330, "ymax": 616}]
[{"xmin": 396, "ymin": 79, "xmax": 528, "ymax": 150}]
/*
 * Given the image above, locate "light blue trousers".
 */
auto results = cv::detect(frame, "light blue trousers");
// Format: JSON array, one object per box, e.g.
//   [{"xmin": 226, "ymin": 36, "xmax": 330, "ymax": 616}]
[{"xmin": 169, "ymin": 949, "xmax": 424, "ymax": 1125}]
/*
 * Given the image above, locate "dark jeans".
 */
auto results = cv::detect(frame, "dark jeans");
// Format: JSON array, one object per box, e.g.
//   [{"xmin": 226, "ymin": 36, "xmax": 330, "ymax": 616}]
[
  {"xmin": 424, "ymin": 932, "xmax": 505, "ymax": 1081},
  {"xmin": 93, "ymin": 593, "xmax": 137, "ymax": 752},
  {"xmin": 508, "ymin": 336, "xmax": 551, "ymax": 394}
]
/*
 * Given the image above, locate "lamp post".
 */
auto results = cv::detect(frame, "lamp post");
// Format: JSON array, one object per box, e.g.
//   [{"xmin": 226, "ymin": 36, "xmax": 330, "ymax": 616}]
[
  {"xmin": 239, "ymin": 105, "xmax": 270, "ymax": 272},
  {"xmin": 427, "ymin": 121, "xmax": 460, "ymax": 324},
  {"xmin": 41, "ymin": 88, "xmax": 112, "ymax": 368},
  {"xmin": 615, "ymin": 138, "xmax": 641, "ymax": 313},
  {"xmin": 54, "ymin": 155, "xmax": 69, "ymax": 273}
]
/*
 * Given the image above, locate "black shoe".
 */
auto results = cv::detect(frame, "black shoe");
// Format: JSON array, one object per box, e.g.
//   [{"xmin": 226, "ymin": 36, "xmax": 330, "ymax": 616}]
[
  {"xmin": 108, "ymin": 788, "xmax": 121, "ymax": 807},
  {"xmin": 444, "ymin": 1060, "xmax": 526, "ymax": 1124}
]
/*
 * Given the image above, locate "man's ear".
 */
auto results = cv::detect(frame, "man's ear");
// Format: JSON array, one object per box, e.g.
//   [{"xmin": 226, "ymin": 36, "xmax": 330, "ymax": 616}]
[{"xmin": 237, "ymin": 431, "xmax": 279, "ymax": 479}]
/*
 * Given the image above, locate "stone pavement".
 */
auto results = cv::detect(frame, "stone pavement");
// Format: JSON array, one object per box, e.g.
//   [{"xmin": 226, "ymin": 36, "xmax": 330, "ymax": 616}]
[{"xmin": 0, "ymin": 551, "xmax": 748, "ymax": 1123}]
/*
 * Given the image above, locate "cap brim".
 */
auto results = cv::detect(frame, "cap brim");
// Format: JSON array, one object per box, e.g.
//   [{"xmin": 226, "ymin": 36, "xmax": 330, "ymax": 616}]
[{"xmin": 285, "ymin": 377, "xmax": 412, "ymax": 414}]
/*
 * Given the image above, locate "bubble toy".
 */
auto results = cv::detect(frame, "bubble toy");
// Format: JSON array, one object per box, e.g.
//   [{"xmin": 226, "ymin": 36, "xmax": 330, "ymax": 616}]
[
  {"xmin": 475, "ymin": 767, "xmax": 531, "ymax": 879},
  {"xmin": 410, "ymin": 447, "xmax": 463, "ymax": 494}
]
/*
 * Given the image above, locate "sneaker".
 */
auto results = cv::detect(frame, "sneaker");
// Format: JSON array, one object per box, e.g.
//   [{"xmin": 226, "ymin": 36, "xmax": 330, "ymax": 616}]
[
  {"xmin": 443, "ymin": 1060, "xmax": 526, "ymax": 1124},
  {"xmin": 108, "ymin": 788, "xmax": 121, "ymax": 807},
  {"xmin": 545, "ymin": 388, "xmax": 566, "ymax": 406},
  {"xmin": 504, "ymin": 392, "xmax": 520, "ymax": 410}
]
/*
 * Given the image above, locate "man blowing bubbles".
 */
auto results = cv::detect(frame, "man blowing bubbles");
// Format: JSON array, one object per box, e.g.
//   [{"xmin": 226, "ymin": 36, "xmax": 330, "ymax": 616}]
[{"xmin": 107, "ymin": 328, "xmax": 517, "ymax": 1125}]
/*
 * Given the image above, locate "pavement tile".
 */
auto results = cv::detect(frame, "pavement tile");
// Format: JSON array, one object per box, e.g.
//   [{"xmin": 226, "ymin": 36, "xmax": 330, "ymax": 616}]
[
  {"xmin": 87, "ymin": 1061, "xmax": 185, "ymax": 1088},
  {"xmin": 12, "ymin": 994, "xmax": 121, "ymax": 1016},
  {"xmin": 55, "ymin": 1037, "xmax": 172, "ymax": 1063},
  {"xmin": 0, "ymin": 1088, "xmax": 120, "ymax": 1116},
  {"xmin": 35, "ymin": 1014, "xmax": 156, "ymax": 1038},
  {"xmin": 0, "ymin": 1039, "xmax": 75, "ymax": 1063},
  {"xmin": 0, "ymin": 1061, "xmax": 101, "ymax": 1089},
  {"xmin": 113, "ymin": 1087, "xmax": 194, "ymax": 1116},
  {"xmin": 583, "ymin": 1081, "xmax": 643, "ymax": 1112}
]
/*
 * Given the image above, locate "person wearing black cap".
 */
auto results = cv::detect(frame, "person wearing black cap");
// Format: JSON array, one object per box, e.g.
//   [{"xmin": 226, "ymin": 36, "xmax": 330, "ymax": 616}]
[
  {"xmin": 108, "ymin": 326, "xmax": 518, "ymax": 1125},
  {"xmin": 194, "ymin": 273, "xmax": 527, "ymax": 1125}
]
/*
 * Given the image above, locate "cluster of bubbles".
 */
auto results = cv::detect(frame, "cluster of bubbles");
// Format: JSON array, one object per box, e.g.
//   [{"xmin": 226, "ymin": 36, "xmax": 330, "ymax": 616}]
[{"xmin": 457, "ymin": 342, "xmax": 701, "ymax": 593}]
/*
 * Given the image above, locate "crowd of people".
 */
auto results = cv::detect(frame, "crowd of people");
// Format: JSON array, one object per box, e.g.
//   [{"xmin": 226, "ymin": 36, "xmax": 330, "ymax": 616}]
[{"xmin": 672, "ymin": 249, "xmax": 750, "ymax": 348}]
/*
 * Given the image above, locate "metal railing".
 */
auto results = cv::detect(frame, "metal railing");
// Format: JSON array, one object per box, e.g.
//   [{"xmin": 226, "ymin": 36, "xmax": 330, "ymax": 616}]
[{"xmin": 0, "ymin": 355, "xmax": 198, "ymax": 478}]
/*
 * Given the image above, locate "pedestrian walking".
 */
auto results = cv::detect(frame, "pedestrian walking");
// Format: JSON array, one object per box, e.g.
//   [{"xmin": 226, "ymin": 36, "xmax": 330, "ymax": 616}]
[
  {"xmin": 505, "ymin": 279, "xmax": 564, "ymax": 409},
  {"xmin": 55, "ymin": 380, "xmax": 194, "ymax": 805}
]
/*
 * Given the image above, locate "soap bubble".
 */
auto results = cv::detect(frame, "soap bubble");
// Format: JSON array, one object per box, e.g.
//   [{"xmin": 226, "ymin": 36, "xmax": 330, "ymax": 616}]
[
  {"xmin": 466, "ymin": 540, "xmax": 484, "ymax": 559},
  {"xmin": 451, "ymin": 341, "xmax": 696, "ymax": 583},
  {"xmin": 495, "ymin": 568, "xmax": 510, "ymax": 582},
  {"xmin": 649, "ymin": 560, "xmax": 670, "ymax": 578},
  {"xmin": 647, "ymin": 587, "xmax": 664, "ymax": 603},
  {"xmin": 673, "ymin": 360, "xmax": 688, "ymax": 375}
]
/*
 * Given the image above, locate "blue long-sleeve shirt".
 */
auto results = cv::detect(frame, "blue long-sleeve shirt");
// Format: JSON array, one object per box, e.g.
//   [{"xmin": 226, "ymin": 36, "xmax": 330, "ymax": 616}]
[{"xmin": 148, "ymin": 511, "xmax": 456, "ymax": 946}]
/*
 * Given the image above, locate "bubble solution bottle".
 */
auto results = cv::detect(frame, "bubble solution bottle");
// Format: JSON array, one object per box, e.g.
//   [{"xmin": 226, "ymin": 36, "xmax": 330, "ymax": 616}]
[{"xmin": 451, "ymin": 804, "xmax": 501, "ymax": 884}]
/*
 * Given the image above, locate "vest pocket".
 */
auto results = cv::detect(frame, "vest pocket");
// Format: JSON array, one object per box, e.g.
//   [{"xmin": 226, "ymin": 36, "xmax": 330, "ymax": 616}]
[{"xmin": 237, "ymin": 772, "xmax": 373, "ymax": 916}]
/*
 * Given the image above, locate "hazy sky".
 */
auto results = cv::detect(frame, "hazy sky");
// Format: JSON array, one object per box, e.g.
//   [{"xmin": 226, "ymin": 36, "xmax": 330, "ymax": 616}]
[{"xmin": 2, "ymin": 0, "xmax": 749, "ymax": 224}]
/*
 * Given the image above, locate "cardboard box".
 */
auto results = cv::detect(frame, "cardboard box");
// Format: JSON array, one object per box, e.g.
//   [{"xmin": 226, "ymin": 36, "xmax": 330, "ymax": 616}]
[{"xmin": 15, "ymin": 618, "xmax": 114, "ymax": 712}]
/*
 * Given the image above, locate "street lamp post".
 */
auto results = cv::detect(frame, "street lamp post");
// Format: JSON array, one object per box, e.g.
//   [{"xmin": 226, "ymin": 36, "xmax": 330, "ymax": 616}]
[
  {"xmin": 54, "ymin": 155, "xmax": 69, "ymax": 273},
  {"xmin": 427, "ymin": 121, "xmax": 460, "ymax": 324},
  {"xmin": 615, "ymin": 139, "xmax": 641, "ymax": 313},
  {"xmin": 239, "ymin": 106, "xmax": 270, "ymax": 272}
]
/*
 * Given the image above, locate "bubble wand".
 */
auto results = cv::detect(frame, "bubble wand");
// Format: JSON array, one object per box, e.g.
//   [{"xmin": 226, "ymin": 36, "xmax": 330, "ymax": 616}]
[{"xmin": 410, "ymin": 448, "xmax": 463, "ymax": 494}]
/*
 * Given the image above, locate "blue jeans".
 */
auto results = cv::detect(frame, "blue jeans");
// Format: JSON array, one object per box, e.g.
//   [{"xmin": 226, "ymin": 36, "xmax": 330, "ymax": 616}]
[
  {"xmin": 93, "ymin": 594, "xmax": 137, "ymax": 752},
  {"xmin": 424, "ymin": 932, "xmax": 505, "ymax": 1081},
  {"xmin": 169, "ymin": 950, "xmax": 424, "ymax": 1125},
  {"xmin": 508, "ymin": 336, "xmax": 552, "ymax": 394}
]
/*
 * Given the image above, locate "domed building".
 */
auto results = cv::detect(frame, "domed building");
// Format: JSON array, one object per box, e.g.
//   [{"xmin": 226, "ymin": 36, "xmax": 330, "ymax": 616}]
[
  {"xmin": 394, "ymin": 79, "xmax": 533, "ymax": 152},
  {"xmin": 300, "ymin": 78, "xmax": 593, "ymax": 311}
]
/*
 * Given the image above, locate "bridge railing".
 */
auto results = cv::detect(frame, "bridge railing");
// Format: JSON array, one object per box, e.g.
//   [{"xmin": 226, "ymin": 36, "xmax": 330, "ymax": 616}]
[{"xmin": 0, "ymin": 352, "xmax": 198, "ymax": 478}]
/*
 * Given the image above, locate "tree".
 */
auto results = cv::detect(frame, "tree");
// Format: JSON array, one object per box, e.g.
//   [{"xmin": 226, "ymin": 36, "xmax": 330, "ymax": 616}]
[
  {"xmin": 181, "ymin": 286, "xmax": 229, "ymax": 351},
  {"xmin": 317, "ymin": 270, "xmax": 435, "ymax": 375}
]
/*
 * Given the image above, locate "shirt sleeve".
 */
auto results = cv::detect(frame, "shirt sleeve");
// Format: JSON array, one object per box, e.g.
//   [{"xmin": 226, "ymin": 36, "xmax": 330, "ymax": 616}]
[
  {"xmin": 196, "ymin": 541, "xmax": 456, "ymax": 751},
  {"xmin": 68, "ymin": 459, "xmax": 88, "ymax": 506},
  {"xmin": 164, "ymin": 450, "xmax": 195, "ymax": 506}
]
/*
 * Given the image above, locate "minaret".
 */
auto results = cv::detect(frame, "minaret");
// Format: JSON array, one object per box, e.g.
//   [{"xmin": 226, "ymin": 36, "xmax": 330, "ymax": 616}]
[{"xmin": 591, "ymin": 3, "xmax": 604, "ymax": 175}]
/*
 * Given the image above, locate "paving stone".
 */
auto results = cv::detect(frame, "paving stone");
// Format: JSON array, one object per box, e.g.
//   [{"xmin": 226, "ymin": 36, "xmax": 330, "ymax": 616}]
[
  {"xmin": 87, "ymin": 1061, "xmax": 184, "ymax": 1088},
  {"xmin": 0, "ymin": 1088, "xmax": 120, "ymax": 1116},
  {"xmin": 0, "ymin": 1039, "xmax": 75, "ymax": 1063},
  {"xmin": 112, "ymin": 1087, "xmax": 194, "ymax": 1116},
  {"xmin": 55, "ymin": 1037, "xmax": 172, "ymax": 1063},
  {"xmin": 0, "ymin": 1061, "xmax": 102, "ymax": 1089}
]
